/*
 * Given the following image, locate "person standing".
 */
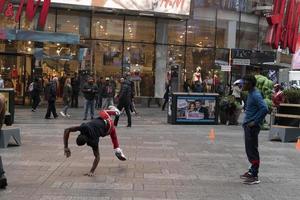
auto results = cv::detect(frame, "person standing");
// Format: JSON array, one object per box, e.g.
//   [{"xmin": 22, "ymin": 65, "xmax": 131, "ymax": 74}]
[
  {"xmin": 114, "ymin": 77, "xmax": 132, "ymax": 127},
  {"xmin": 240, "ymin": 75, "xmax": 268, "ymax": 185},
  {"xmin": 71, "ymin": 73, "xmax": 80, "ymax": 108},
  {"xmin": 96, "ymin": 77, "xmax": 104, "ymax": 109},
  {"xmin": 45, "ymin": 80, "xmax": 58, "ymax": 119},
  {"xmin": 232, "ymin": 82, "xmax": 242, "ymax": 105},
  {"xmin": 60, "ymin": 78, "xmax": 73, "ymax": 118},
  {"xmin": 0, "ymin": 94, "xmax": 7, "ymax": 189},
  {"xmin": 82, "ymin": 77, "xmax": 98, "ymax": 120},
  {"xmin": 31, "ymin": 78, "xmax": 42, "ymax": 112},
  {"xmin": 101, "ymin": 77, "xmax": 115, "ymax": 109}
]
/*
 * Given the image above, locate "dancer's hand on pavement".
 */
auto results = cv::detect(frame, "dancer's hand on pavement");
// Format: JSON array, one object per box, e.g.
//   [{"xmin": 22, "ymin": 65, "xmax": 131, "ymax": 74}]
[
  {"xmin": 84, "ymin": 172, "xmax": 95, "ymax": 177},
  {"xmin": 64, "ymin": 148, "xmax": 71, "ymax": 158}
]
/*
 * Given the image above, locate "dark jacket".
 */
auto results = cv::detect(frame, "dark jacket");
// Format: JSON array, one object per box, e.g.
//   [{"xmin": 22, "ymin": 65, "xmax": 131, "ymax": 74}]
[
  {"xmin": 102, "ymin": 82, "xmax": 115, "ymax": 98},
  {"xmin": 118, "ymin": 80, "xmax": 132, "ymax": 105},
  {"xmin": 71, "ymin": 77, "xmax": 80, "ymax": 94},
  {"xmin": 82, "ymin": 83, "xmax": 98, "ymax": 101},
  {"xmin": 31, "ymin": 81, "xmax": 42, "ymax": 98},
  {"xmin": 45, "ymin": 81, "xmax": 57, "ymax": 102}
]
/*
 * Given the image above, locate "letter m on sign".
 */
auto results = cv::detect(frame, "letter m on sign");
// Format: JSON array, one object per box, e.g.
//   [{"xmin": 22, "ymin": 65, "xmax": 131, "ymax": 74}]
[{"xmin": 15, "ymin": 0, "xmax": 51, "ymax": 29}]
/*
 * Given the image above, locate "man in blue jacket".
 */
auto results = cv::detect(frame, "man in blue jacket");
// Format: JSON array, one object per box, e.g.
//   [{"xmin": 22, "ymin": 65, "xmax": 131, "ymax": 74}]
[{"xmin": 240, "ymin": 75, "xmax": 268, "ymax": 185}]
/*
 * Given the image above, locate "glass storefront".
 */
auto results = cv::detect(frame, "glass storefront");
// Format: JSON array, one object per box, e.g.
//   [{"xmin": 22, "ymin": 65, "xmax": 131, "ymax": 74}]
[{"xmin": 0, "ymin": 1, "xmax": 276, "ymax": 104}]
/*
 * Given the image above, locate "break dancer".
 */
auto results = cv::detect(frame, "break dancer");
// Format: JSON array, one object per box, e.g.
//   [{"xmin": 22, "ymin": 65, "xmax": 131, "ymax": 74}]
[{"xmin": 63, "ymin": 106, "xmax": 127, "ymax": 177}]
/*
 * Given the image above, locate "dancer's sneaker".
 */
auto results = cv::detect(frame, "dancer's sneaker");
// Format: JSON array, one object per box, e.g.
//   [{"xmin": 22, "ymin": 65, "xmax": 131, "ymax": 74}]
[
  {"xmin": 240, "ymin": 171, "xmax": 252, "ymax": 179},
  {"xmin": 243, "ymin": 175, "xmax": 260, "ymax": 185},
  {"xmin": 60, "ymin": 111, "xmax": 66, "ymax": 117},
  {"xmin": 114, "ymin": 148, "xmax": 127, "ymax": 161}
]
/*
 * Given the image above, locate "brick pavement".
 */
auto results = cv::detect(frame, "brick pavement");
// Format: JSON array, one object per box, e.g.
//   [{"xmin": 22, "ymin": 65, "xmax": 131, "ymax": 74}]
[{"xmin": 0, "ymin": 106, "xmax": 300, "ymax": 200}]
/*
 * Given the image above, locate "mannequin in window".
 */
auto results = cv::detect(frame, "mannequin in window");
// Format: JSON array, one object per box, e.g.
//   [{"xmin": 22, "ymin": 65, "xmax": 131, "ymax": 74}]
[
  {"xmin": 131, "ymin": 69, "xmax": 141, "ymax": 97},
  {"xmin": 192, "ymin": 67, "xmax": 202, "ymax": 92}
]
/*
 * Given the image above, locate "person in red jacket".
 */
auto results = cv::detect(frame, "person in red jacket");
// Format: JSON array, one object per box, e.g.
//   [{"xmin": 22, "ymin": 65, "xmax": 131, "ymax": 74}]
[
  {"xmin": 63, "ymin": 106, "xmax": 126, "ymax": 177},
  {"xmin": 272, "ymin": 84, "xmax": 284, "ymax": 108}
]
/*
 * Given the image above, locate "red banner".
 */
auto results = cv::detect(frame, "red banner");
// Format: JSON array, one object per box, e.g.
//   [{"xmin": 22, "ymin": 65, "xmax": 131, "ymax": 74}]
[
  {"xmin": 0, "ymin": 0, "xmax": 51, "ymax": 28},
  {"xmin": 266, "ymin": 0, "xmax": 300, "ymax": 53}
]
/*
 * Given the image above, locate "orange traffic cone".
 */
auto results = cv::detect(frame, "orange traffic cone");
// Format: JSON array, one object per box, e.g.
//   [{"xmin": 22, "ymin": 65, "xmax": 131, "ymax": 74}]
[
  {"xmin": 296, "ymin": 138, "xmax": 300, "ymax": 151},
  {"xmin": 209, "ymin": 128, "xmax": 216, "ymax": 141}
]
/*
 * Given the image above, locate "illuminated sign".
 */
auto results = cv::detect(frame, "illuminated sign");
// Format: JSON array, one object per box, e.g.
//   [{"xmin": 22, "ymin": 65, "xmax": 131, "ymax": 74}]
[
  {"xmin": 265, "ymin": 0, "xmax": 300, "ymax": 53},
  {"xmin": 0, "ymin": 0, "xmax": 51, "ymax": 28}
]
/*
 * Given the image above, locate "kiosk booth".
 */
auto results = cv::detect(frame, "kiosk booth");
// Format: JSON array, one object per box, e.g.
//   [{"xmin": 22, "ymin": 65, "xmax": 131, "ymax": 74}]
[{"xmin": 168, "ymin": 92, "xmax": 219, "ymax": 125}]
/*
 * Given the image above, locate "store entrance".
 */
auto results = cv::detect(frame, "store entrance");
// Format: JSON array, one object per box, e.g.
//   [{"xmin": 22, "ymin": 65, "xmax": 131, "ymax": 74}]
[{"xmin": 0, "ymin": 52, "xmax": 33, "ymax": 105}]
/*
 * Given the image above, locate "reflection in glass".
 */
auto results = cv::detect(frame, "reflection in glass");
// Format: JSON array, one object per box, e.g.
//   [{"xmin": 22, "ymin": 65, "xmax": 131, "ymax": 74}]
[
  {"xmin": 239, "ymin": 14, "xmax": 259, "ymax": 49},
  {"xmin": 187, "ymin": 19, "xmax": 215, "ymax": 47},
  {"xmin": 168, "ymin": 20, "xmax": 186, "ymax": 45},
  {"xmin": 124, "ymin": 17, "xmax": 155, "ymax": 43}
]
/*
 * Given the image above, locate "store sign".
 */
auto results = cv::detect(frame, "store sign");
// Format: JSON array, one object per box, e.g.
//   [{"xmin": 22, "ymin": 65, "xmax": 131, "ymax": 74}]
[
  {"xmin": 221, "ymin": 65, "xmax": 231, "ymax": 72},
  {"xmin": 0, "ymin": 0, "xmax": 51, "ymax": 28},
  {"xmin": 50, "ymin": 0, "xmax": 191, "ymax": 15},
  {"xmin": 265, "ymin": 0, "xmax": 300, "ymax": 53},
  {"xmin": 232, "ymin": 59, "xmax": 250, "ymax": 66}
]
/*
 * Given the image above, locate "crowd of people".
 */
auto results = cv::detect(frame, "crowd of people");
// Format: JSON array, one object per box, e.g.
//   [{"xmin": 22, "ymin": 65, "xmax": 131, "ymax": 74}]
[{"xmin": 28, "ymin": 72, "xmax": 136, "ymax": 127}]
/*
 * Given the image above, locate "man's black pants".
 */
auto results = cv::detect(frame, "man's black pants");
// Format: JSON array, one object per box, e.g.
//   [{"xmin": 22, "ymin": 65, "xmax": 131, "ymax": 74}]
[
  {"xmin": 32, "ymin": 96, "xmax": 40, "ymax": 110},
  {"xmin": 45, "ymin": 100, "xmax": 58, "ymax": 118},
  {"xmin": 114, "ymin": 103, "xmax": 131, "ymax": 127},
  {"xmin": 243, "ymin": 124, "xmax": 260, "ymax": 177},
  {"xmin": 0, "ymin": 156, "xmax": 4, "ymax": 176},
  {"xmin": 71, "ymin": 93, "xmax": 79, "ymax": 108}
]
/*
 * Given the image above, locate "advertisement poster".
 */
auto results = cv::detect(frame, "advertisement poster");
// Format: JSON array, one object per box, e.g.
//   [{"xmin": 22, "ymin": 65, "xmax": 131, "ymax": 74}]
[{"xmin": 176, "ymin": 96, "xmax": 216, "ymax": 123}]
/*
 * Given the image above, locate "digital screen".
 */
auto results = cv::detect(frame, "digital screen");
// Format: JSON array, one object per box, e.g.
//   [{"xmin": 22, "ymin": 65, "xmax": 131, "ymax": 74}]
[{"xmin": 176, "ymin": 96, "xmax": 217, "ymax": 123}]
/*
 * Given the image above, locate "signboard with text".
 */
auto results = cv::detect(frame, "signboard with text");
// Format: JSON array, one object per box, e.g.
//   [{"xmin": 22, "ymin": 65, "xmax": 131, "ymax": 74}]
[{"xmin": 49, "ymin": 0, "xmax": 191, "ymax": 15}]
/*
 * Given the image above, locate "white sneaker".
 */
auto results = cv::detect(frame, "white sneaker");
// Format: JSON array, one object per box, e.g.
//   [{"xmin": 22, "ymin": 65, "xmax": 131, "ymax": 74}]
[
  {"xmin": 66, "ymin": 114, "xmax": 71, "ymax": 118},
  {"xmin": 114, "ymin": 148, "xmax": 127, "ymax": 161},
  {"xmin": 60, "ymin": 111, "xmax": 66, "ymax": 117}
]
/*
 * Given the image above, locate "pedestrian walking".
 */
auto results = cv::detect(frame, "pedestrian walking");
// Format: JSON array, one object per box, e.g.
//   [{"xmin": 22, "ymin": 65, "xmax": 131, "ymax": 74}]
[
  {"xmin": 63, "ymin": 106, "xmax": 127, "ymax": 177},
  {"xmin": 162, "ymin": 83, "xmax": 170, "ymax": 111},
  {"xmin": 45, "ymin": 80, "xmax": 58, "ymax": 119},
  {"xmin": 82, "ymin": 77, "xmax": 98, "ymax": 120},
  {"xmin": 240, "ymin": 75, "xmax": 268, "ymax": 185},
  {"xmin": 114, "ymin": 77, "xmax": 132, "ymax": 127},
  {"xmin": 60, "ymin": 78, "xmax": 72, "ymax": 118},
  {"xmin": 71, "ymin": 73, "xmax": 80, "ymax": 108},
  {"xmin": 31, "ymin": 78, "xmax": 42, "ymax": 112}
]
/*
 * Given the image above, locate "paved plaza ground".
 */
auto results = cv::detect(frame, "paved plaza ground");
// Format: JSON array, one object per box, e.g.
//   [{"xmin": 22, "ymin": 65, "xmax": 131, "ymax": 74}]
[{"xmin": 0, "ymin": 105, "xmax": 300, "ymax": 200}]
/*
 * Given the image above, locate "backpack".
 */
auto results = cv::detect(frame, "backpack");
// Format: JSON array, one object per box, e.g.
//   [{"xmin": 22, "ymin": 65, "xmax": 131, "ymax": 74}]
[{"xmin": 28, "ymin": 82, "xmax": 34, "ymax": 92}]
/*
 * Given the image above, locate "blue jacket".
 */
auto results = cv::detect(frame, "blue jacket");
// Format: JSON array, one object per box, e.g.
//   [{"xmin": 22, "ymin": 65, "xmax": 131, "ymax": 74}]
[{"xmin": 243, "ymin": 88, "xmax": 268, "ymax": 126}]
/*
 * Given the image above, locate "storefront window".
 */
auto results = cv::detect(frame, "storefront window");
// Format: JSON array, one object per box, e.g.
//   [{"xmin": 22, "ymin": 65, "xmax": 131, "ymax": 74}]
[
  {"xmin": 185, "ymin": 47, "xmax": 215, "ymax": 92},
  {"xmin": 238, "ymin": 13, "xmax": 259, "ymax": 49},
  {"xmin": 92, "ymin": 14, "xmax": 123, "ymax": 40},
  {"xmin": 216, "ymin": 10, "xmax": 239, "ymax": 48},
  {"xmin": 124, "ymin": 42, "xmax": 154, "ymax": 96},
  {"xmin": 44, "ymin": 10, "xmax": 56, "ymax": 32},
  {"xmin": 167, "ymin": 20, "xmax": 186, "ymax": 45},
  {"xmin": 124, "ymin": 17, "xmax": 155, "ymax": 43},
  {"xmin": 56, "ymin": 10, "xmax": 90, "ymax": 38},
  {"xmin": 188, "ymin": 8, "xmax": 216, "ymax": 47},
  {"xmin": 168, "ymin": 45, "xmax": 185, "ymax": 92},
  {"xmin": 93, "ymin": 41, "xmax": 122, "ymax": 77}
]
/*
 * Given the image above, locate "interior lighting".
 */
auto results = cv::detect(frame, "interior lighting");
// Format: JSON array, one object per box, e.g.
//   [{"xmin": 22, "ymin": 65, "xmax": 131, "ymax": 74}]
[{"xmin": 28, "ymin": 41, "xmax": 31, "ymax": 44}]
